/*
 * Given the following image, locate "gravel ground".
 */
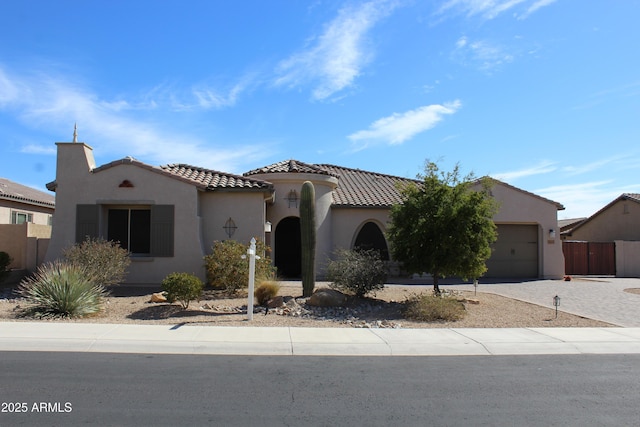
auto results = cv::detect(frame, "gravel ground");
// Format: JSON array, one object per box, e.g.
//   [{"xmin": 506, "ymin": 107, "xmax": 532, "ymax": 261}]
[{"xmin": 0, "ymin": 282, "xmax": 613, "ymax": 328}]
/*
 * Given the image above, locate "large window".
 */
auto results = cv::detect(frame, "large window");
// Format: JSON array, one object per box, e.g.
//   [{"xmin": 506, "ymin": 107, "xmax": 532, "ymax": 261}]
[
  {"xmin": 108, "ymin": 208, "xmax": 151, "ymax": 254},
  {"xmin": 76, "ymin": 204, "xmax": 175, "ymax": 257},
  {"xmin": 11, "ymin": 211, "xmax": 33, "ymax": 224}
]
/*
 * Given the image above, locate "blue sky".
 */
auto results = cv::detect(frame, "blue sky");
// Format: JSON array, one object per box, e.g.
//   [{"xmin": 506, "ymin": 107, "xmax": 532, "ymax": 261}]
[{"xmin": 1, "ymin": 0, "xmax": 639, "ymax": 219}]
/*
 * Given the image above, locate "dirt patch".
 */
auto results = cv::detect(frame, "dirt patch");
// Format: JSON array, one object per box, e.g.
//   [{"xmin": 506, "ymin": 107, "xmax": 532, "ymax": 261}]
[{"xmin": 623, "ymin": 288, "xmax": 640, "ymax": 295}]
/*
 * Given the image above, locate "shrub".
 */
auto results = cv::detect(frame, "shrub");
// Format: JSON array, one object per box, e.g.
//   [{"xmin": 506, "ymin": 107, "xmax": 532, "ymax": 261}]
[
  {"xmin": 402, "ymin": 293, "xmax": 466, "ymax": 322},
  {"xmin": 326, "ymin": 249, "xmax": 387, "ymax": 298},
  {"xmin": 161, "ymin": 272, "xmax": 204, "ymax": 309},
  {"xmin": 255, "ymin": 280, "xmax": 281, "ymax": 305},
  {"xmin": 0, "ymin": 251, "xmax": 12, "ymax": 284},
  {"xmin": 63, "ymin": 237, "xmax": 131, "ymax": 287},
  {"xmin": 204, "ymin": 239, "xmax": 276, "ymax": 295},
  {"xmin": 17, "ymin": 261, "xmax": 106, "ymax": 319}
]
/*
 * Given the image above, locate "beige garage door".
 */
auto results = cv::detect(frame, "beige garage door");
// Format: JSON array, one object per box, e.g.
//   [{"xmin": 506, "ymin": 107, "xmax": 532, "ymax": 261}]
[{"xmin": 485, "ymin": 224, "xmax": 539, "ymax": 278}]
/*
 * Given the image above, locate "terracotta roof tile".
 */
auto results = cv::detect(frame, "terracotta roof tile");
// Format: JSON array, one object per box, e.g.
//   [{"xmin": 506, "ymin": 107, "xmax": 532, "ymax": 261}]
[
  {"xmin": 244, "ymin": 159, "xmax": 337, "ymax": 177},
  {"xmin": 316, "ymin": 164, "xmax": 419, "ymax": 207},
  {"xmin": 0, "ymin": 177, "xmax": 55, "ymax": 207},
  {"xmin": 161, "ymin": 164, "xmax": 273, "ymax": 191}
]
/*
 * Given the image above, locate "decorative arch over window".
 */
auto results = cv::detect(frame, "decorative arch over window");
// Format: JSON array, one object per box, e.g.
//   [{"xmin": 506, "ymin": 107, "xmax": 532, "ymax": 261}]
[{"xmin": 353, "ymin": 221, "xmax": 389, "ymax": 260}]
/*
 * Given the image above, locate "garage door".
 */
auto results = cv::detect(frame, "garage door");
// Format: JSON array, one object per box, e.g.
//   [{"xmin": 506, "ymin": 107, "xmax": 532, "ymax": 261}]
[{"xmin": 485, "ymin": 224, "xmax": 538, "ymax": 278}]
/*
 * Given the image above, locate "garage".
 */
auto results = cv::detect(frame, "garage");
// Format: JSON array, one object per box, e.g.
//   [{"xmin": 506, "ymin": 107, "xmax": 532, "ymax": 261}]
[{"xmin": 485, "ymin": 224, "xmax": 539, "ymax": 278}]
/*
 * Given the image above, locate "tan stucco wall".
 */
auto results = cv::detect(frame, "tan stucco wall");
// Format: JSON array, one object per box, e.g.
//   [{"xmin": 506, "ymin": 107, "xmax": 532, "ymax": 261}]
[
  {"xmin": 256, "ymin": 173, "xmax": 338, "ymax": 275},
  {"xmin": 570, "ymin": 200, "xmax": 640, "ymax": 242},
  {"xmin": 46, "ymin": 143, "xmax": 206, "ymax": 283},
  {"xmin": 199, "ymin": 191, "xmax": 268, "ymax": 252},
  {"xmin": 615, "ymin": 240, "xmax": 640, "ymax": 277},
  {"xmin": 0, "ymin": 223, "xmax": 51, "ymax": 271},
  {"xmin": 0, "ymin": 200, "xmax": 53, "ymax": 225},
  {"xmin": 481, "ymin": 182, "xmax": 565, "ymax": 279}
]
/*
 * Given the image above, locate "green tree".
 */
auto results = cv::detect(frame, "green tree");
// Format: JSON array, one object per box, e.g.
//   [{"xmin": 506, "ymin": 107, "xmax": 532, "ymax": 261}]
[{"xmin": 387, "ymin": 162, "xmax": 498, "ymax": 295}]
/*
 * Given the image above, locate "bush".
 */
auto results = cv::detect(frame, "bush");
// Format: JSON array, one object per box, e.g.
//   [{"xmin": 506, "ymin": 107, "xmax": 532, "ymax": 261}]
[
  {"xmin": 17, "ymin": 261, "xmax": 106, "ymax": 319},
  {"xmin": 0, "ymin": 251, "xmax": 12, "ymax": 284},
  {"xmin": 255, "ymin": 280, "xmax": 281, "ymax": 305},
  {"xmin": 161, "ymin": 272, "xmax": 204, "ymax": 309},
  {"xmin": 63, "ymin": 237, "xmax": 131, "ymax": 287},
  {"xmin": 402, "ymin": 293, "xmax": 466, "ymax": 322},
  {"xmin": 326, "ymin": 249, "xmax": 387, "ymax": 298},
  {"xmin": 204, "ymin": 239, "xmax": 276, "ymax": 295}
]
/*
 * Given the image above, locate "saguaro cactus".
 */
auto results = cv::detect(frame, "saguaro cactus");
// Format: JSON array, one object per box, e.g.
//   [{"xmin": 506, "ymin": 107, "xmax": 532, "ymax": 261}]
[{"xmin": 300, "ymin": 181, "xmax": 316, "ymax": 297}]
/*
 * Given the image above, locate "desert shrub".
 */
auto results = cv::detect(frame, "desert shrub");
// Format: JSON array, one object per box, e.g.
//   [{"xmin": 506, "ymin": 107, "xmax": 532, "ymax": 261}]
[
  {"xmin": 161, "ymin": 272, "xmax": 203, "ymax": 309},
  {"xmin": 0, "ymin": 251, "xmax": 12, "ymax": 284},
  {"xmin": 402, "ymin": 293, "xmax": 466, "ymax": 322},
  {"xmin": 17, "ymin": 261, "xmax": 106, "ymax": 319},
  {"xmin": 326, "ymin": 248, "xmax": 387, "ymax": 297},
  {"xmin": 63, "ymin": 237, "xmax": 131, "ymax": 287},
  {"xmin": 255, "ymin": 280, "xmax": 281, "ymax": 305},
  {"xmin": 204, "ymin": 239, "xmax": 276, "ymax": 295}
]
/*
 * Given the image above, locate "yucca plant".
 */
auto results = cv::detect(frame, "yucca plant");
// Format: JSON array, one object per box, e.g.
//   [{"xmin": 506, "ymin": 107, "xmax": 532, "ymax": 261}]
[{"xmin": 17, "ymin": 261, "xmax": 107, "ymax": 319}]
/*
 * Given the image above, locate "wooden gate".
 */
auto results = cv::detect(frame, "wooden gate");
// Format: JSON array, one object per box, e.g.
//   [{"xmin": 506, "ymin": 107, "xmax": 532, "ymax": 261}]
[{"xmin": 562, "ymin": 241, "xmax": 616, "ymax": 275}]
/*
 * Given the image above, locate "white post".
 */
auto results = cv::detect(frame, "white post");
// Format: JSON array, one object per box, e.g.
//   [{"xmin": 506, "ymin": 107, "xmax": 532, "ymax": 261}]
[{"xmin": 247, "ymin": 237, "xmax": 256, "ymax": 320}]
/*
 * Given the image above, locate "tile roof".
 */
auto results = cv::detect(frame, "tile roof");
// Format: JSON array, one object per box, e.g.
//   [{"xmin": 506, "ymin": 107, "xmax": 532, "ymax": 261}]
[
  {"xmin": 316, "ymin": 164, "xmax": 419, "ymax": 207},
  {"xmin": 245, "ymin": 160, "xmax": 419, "ymax": 207},
  {"xmin": 0, "ymin": 177, "xmax": 55, "ymax": 208},
  {"xmin": 244, "ymin": 159, "xmax": 338, "ymax": 177},
  {"xmin": 160, "ymin": 164, "xmax": 273, "ymax": 191}
]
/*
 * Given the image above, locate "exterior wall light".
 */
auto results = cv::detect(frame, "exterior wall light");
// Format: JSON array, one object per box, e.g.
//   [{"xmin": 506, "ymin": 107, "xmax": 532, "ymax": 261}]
[
  {"xmin": 264, "ymin": 221, "xmax": 272, "ymax": 233},
  {"xmin": 549, "ymin": 229, "xmax": 556, "ymax": 239}
]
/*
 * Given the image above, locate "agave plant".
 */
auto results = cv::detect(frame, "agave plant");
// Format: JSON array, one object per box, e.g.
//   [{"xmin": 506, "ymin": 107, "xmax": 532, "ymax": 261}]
[{"xmin": 17, "ymin": 261, "xmax": 107, "ymax": 319}]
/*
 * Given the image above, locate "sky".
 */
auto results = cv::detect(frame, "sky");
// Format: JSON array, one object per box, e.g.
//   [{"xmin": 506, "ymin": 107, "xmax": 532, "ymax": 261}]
[{"xmin": 1, "ymin": 0, "xmax": 639, "ymax": 220}]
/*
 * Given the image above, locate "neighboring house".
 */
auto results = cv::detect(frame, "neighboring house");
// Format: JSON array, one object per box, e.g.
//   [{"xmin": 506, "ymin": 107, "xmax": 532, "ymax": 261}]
[
  {"xmin": 0, "ymin": 177, "xmax": 55, "ymax": 273},
  {"xmin": 562, "ymin": 193, "xmax": 640, "ymax": 277},
  {"xmin": 45, "ymin": 137, "xmax": 566, "ymax": 284},
  {"xmin": 559, "ymin": 217, "xmax": 586, "ymax": 238}
]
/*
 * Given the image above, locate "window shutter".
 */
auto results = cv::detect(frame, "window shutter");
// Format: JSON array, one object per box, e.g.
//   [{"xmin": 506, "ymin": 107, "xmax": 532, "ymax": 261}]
[
  {"xmin": 76, "ymin": 204, "xmax": 99, "ymax": 242},
  {"xmin": 150, "ymin": 205, "xmax": 174, "ymax": 257}
]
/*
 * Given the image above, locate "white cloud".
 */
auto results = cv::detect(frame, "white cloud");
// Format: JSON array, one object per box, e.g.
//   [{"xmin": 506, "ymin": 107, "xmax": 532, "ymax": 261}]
[
  {"xmin": 492, "ymin": 160, "xmax": 557, "ymax": 182},
  {"xmin": 274, "ymin": 0, "xmax": 397, "ymax": 101},
  {"xmin": 454, "ymin": 37, "xmax": 514, "ymax": 71},
  {"xmin": 437, "ymin": 0, "xmax": 558, "ymax": 20},
  {"xmin": 0, "ymin": 65, "xmax": 270, "ymax": 173},
  {"xmin": 348, "ymin": 100, "xmax": 462, "ymax": 148},
  {"xmin": 534, "ymin": 180, "xmax": 619, "ymax": 219}
]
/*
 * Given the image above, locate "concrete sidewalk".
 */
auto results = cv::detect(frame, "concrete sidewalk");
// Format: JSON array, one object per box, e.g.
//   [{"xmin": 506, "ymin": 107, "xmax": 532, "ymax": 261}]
[{"xmin": 1, "ymin": 322, "xmax": 640, "ymax": 356}]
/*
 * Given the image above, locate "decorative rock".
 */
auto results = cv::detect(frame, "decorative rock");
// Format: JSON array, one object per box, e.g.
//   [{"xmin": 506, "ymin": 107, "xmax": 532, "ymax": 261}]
[
  {"xmin": 465, "ymin": 298, "xmax": 480, "ymax": 305},
  {"xmin": 306, "ymin": 288, "xmax": 347, "ymax": 307},
  {"xmin": 267, "ymin": 296, "xmax": 285, "ymax": 308},
  {"xmin": 150, "ymin": 292, "xmax": 167, "ymax": 303}
]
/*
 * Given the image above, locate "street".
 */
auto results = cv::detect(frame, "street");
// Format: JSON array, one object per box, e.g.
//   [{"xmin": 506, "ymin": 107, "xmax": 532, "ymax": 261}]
[{"xmin": 1, "ymin": 352, "xmax": 639, "ymax": 426}]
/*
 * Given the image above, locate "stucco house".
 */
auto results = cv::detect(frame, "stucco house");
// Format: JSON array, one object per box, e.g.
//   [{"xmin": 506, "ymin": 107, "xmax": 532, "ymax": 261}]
[
  {"xmin": 561, "ymin": 193, "xmax": 640, "ymax": 277},
  {"xmin": 0, "ymin": 178, "xmax": 54, "ymax": 274},
  {"xmin": 44, "ymin": 136, "xmax": 566, "ymax": 284}
]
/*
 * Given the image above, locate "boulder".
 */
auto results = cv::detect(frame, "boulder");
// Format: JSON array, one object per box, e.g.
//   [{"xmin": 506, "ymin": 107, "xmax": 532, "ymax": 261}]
[
  {"xmin": 306, "ymin": 288, "xmax": 347, "ymax": 307},
  {"xmin": 266, "ymin": 296, "xmax": 285, "ymax": 308},
  {"xmin": 150, "ymin": 292, "xmax": 167, "ymax": 303}
]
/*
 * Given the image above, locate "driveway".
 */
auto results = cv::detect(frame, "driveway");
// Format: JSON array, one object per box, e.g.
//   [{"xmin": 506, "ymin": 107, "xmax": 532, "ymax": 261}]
[{"xmin": 443, "ymin": 277, "xmax": 640, "ymax": 327}]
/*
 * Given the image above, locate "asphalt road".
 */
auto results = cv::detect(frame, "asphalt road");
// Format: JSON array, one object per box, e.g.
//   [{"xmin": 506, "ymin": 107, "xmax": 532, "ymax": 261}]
[{"xmin": 1, "ymin": 352, "xmax": 639, "ymax": 426}]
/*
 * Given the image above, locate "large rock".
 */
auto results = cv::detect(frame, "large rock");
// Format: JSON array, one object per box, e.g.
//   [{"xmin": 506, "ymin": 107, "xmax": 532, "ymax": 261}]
[
  {"xmin": 150, "ymin": 292, "xmax": 167, "ymax": 303},
  {"xmin": 306, "ymin": 288, "xmax": 347, "ymax": 307}
]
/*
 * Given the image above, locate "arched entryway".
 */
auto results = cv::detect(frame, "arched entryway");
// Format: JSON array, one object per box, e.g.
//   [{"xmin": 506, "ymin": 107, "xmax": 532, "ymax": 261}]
[
  {"xmin": 274, "ymin": 216, "xmax": 301, "ymax": 278},
  {"xmin": 353, "ymin": 221, "xmax": 389, "ymax": 260}
]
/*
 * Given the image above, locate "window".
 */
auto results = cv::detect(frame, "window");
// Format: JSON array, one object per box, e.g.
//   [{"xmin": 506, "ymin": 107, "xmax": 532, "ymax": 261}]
[
  {"xmin": 11, "ymin": 211, "xmax": 33, "ymax": 224},
  {"xmin": 108, "ymin": 208, "xmax": 151, "ymax": 254},
  {"xmin": 76, "ymin": 204, "xmax": 174, "ymax": 257}
]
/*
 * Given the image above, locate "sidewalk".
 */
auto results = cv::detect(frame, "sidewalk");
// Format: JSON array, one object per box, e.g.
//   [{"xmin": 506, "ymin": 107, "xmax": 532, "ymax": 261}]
[{"xmin": 2, "ymin": 322, "xmax": 640, "ymax": 356}]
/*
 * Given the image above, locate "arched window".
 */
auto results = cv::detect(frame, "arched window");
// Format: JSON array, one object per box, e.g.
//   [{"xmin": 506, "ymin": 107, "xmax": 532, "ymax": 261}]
[{"xmin": 354, "ymin": 221, "xmax": 389, "ymax": 260}]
